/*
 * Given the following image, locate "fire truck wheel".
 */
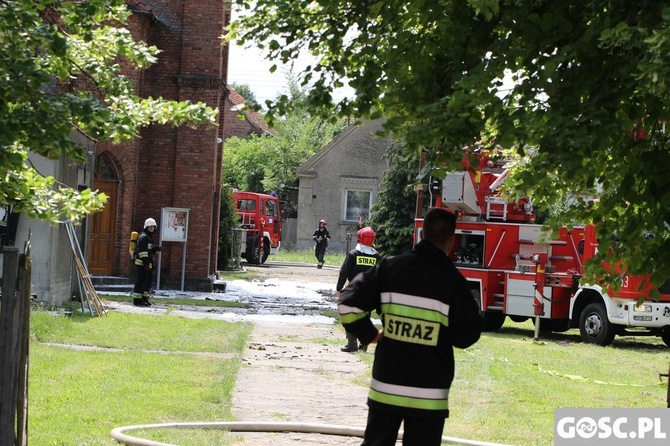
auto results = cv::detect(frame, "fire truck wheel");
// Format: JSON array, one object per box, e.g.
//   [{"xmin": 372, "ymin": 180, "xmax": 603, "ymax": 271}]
[
  {"xmin": 261, "ymin": 238, "xmax": 270, "ymax": 264},
  {"xmin": 661, "ymin": 330, "xmax": 670, "ymax": 347},
  {"xmin": 472, "ymin": 290, "xmax": 506, "ymax": 332},
  {"xmin": 246, "ymin": 237, "xmax": 262, "ymax": 264},
  {"xmin": 579, "ymin": 303, "xmax": 616, "ymax": 346}
]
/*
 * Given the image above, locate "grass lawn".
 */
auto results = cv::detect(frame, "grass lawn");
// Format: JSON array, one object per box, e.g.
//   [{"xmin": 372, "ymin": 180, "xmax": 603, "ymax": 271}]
[
  {"xmin": 356, "ymin": 318, "xmax": 670, "ymax": 445},
  {"xmin": 26, "ymin": 268, "xmax": 670, "ymax": 445},
  {"xmin": 271, "ymin": 248, "xmax": 346, "ymax": 266},
  {"xmin": 29, "ymin": 310, "xmax": 251, "ymax": 445},
  {"xmin": 449, "ymin": 320, "xmax": 670, "ymax": 445}
]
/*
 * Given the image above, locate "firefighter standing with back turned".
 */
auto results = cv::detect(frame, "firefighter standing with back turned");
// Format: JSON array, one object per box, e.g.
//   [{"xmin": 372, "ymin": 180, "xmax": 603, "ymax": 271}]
[
  {"xmin": 336, "ymin": 227, "xmax": 381, "ymax": 352},
  {"xmin": 133, "ymin": 218, "xmax": 161, "ymax": 307},
  {"xmin": 338, "ymin": 208, "xmax": 483, "ymax": 446}
]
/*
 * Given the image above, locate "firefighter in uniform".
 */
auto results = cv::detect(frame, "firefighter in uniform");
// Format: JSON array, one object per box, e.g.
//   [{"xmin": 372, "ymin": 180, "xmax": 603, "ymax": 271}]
[
  {"xmin": 337, "ymin": 227, "xmax": 381, "ymax": 352},
  {"xmin": 312, "ymin": 219, "xmax": 331, "ymax": 268},
  {"xmin": 338, "ymin": 208, "xmax": 483, "ymax": 445},
  {"xmin": 133, "ymin": 218, "xmax": 161, "ymax": 307}
]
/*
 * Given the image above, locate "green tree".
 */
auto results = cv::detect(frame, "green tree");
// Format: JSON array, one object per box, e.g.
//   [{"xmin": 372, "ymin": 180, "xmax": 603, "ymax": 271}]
[
  {"xmin": 217, "ymin": 187, "xmax": 240, "ymax": 271},
  {"xmin": 222, "ymin": 76, "xmax": 345, "ymax": 208},
  {"xmin": 230, "ymin": 82, "xmax": 262, "ymax": 110},
  {"xmin": 229, "ymin": 0, "xmax": 670, "ymax": 290},
  {"xmin": 368, "ymin": 140, "xmax": 418, "ymax": 257},
  {"xmin": 0, "ymin": 0, "xmax": 216, "ymax": 222},
  {"xmin": 222, "ymin": 136, "xmax": 269, "ymax": 192}
]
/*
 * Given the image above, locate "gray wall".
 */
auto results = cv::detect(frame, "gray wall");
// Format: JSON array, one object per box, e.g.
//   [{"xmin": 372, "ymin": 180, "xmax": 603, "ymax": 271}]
[
  {"xmin": 14, "ymin": 133, "xmax": 95, "ymax": 306},
  {"xmin": 280, "ymin": 217, "xmax": 297, "ymax": 251},
  {"xmin": 296, "ymin": 120, "xmax": 391, "ymax": 253}
]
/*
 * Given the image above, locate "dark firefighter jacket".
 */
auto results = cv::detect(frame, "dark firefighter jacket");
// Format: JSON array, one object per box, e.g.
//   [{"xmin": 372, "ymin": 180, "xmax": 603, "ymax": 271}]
[
  {"xmin": 312, "ymin": 228, "xmax": 330, "ymax": 245},
  {"xmin": 337, "ymin": 240, "xmax": 483, "ymax": 418},
  {"xmin": 134, "ymin": 230, "xmax": 159, "ymax": 268},
  {"xmin": 336, "ymin": 247, "xmax": 381, "ymax": 292}
]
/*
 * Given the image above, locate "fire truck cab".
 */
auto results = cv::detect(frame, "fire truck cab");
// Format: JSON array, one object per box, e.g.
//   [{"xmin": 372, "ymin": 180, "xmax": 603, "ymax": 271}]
[
  {"xmin": 415, "ymin": 153, "xmax": 670, "ymax": 346},
  {"xmin": 234, "ymin": 191, "xmax": 284, "ymax": 264}
]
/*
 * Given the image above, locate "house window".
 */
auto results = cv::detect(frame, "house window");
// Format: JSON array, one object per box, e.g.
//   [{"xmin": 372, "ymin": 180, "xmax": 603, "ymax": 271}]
[
  {"xmin": 344, "ymin": 190, "xmax": 371, "ymax": 222},
  {"xmin": 94, "ymin": 152, "xmax": 118, "ymax": 180}
]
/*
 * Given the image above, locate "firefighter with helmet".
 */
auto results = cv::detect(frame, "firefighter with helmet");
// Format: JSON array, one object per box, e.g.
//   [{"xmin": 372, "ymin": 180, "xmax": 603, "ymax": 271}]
[
  {"xmin": 133, "ymin": 217, "xmax": 161, "ymax": 306},
  {"xmin": 338, "ymin": 209, "xmax": 483, "ymax": 444},
  {"xmin": 312, "ymin": 219, "xmax": 331, "ymax": 268},
  {"xmin": 336, "ymin": 226, "xmax": 380, "ymax": 352}
]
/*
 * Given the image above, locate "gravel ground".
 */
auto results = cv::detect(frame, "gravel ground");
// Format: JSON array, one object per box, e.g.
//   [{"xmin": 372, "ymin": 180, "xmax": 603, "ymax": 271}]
[{"xmin": 231, "ymin": 321, "xmax": 373, "ymax": 445}]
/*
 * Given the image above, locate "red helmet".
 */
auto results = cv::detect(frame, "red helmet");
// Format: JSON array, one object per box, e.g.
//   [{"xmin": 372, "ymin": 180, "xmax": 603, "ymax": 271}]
[
  {"xmin": 357, "ymin": 227, "xmax": 375, "ymax": 246},
  {"xmin": 319, "ymin": 219, "xmax": 327, "ymax": 226}
]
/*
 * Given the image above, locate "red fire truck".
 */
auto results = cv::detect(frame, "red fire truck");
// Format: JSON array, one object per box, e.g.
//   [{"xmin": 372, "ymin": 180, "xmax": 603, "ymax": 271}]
[
  {"xmin": 415, "ymin": 153, "xmax": 670, "ymax": 346},
  {"xmin": 234, "ymin": 191, "xmax": 284, "ymax": 264}
]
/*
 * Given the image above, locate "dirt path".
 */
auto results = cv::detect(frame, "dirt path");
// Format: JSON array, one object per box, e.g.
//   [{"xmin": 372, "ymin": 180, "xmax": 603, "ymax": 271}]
[
  {"xmin": 229, "ymin": 261, "xmax": 379, "ymax": 445},
  {"xmin": 240, "ymin": 261, "xmax": 342, "ymax": 283},
  {"xmin": 231, "ymin": 322, "xmax": 373, "ymax": 445}
]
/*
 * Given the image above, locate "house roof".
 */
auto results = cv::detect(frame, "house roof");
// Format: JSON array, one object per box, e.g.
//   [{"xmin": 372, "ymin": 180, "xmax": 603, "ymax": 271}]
[
  {"xmin": 126, "ymin": 0, "xmax": 152, "ymax": 13},
  {"xmin": 226, "ymin": 85, "xmax": 273, "ymax": 136},
  {"xmin": 296, "ymin": 119, "xmax": 386, "ymax": 176}
]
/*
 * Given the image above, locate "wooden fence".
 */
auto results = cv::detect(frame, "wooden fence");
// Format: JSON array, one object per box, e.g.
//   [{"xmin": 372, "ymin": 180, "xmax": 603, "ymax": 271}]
[{"xmin": 0, "ymin": 246, "xmax": 32, "ymax": 446}]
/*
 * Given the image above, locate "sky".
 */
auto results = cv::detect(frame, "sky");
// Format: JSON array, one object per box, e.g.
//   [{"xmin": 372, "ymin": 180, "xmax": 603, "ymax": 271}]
[
  {"xmin": 227, "ymin": 42, "xmax": 307, "ymax": 104},
  {"xmin": 226, "ymin": 7, "xmax": 354, "ymax": 106},
  {"xmin": 226, "ymin": 6, "xmax": 515, "ymax": 108}
]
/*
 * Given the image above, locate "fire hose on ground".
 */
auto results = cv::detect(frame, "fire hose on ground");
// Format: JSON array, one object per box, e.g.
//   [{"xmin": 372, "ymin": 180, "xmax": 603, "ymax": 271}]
[{"xmin": 110, "ymin": 421, "xmax": 513, "ymax": 446}]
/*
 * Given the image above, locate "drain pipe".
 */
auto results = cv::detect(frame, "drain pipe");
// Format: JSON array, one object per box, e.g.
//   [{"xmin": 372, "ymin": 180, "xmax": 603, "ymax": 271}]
[{"xmin": 110, "ymin": 421, "xmax": 513, "ymax": 446}]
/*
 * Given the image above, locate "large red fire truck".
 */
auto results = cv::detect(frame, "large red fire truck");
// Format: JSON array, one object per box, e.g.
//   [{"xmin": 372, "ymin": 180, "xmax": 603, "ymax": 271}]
[
  {"xmin": 234, "ymin": 191, "xmax": 284, "ymax": 264},
  {"xmin": 415, "ymin": 153, "xmax": 670, "ymax": 346}
]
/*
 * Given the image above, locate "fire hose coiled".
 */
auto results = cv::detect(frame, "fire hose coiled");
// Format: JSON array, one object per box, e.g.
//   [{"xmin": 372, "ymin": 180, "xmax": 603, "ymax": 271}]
[{"xmin": 110, "ymin": 421, "xmax": 512, "ymax": 446}]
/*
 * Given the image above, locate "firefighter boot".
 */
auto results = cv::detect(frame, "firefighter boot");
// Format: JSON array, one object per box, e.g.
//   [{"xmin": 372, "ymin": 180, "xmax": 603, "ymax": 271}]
[
  {"xmin": 341, "ymin": 333, "xmax": 358, "ymax": 352},
  {"xmin": 141, "ymin": 294, "xmax": 152, "ymax": 306},
  {"xmin": 133, "ymin": 298, "xmax": 150, "ymax": 307}
]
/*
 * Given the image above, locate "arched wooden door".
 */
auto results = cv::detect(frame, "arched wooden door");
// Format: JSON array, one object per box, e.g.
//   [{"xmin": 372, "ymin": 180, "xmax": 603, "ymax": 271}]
[{"xmin": 89, "ymin": 154, "xmax": 119, "ymax": 275}]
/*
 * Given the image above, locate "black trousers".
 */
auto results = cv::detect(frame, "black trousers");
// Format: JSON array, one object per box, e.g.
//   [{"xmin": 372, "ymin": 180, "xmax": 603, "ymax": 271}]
[
  {"xmin": 133, "ymin": 265, "xmax": 153, "ymax": 295},
  {"xmin": 314, "ymin": 241, "xmax": 327, "ymax": 262},
  {"xmin": 361, "ymin": 407, "xmax": 446, "ymax": 446}
]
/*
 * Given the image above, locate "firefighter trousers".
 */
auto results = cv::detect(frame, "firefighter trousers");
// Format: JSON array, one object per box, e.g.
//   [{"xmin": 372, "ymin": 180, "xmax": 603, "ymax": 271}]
[
  {"xmin": 314, "ymin": 241, "xmax": 327, "ymax": 263},
  {"xmin": 133, "ymin": 265, "xmax": 153, "ymax": 296},
  {"xmin": 361, "ymin": 407, "xmax": 446, "ymax": 446}
]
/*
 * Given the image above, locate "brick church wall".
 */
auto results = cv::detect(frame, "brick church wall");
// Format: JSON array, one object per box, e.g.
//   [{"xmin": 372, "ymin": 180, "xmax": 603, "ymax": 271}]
[{"xmin": 96, "ymin": 0, "xmax": 228, "ymax": 290}]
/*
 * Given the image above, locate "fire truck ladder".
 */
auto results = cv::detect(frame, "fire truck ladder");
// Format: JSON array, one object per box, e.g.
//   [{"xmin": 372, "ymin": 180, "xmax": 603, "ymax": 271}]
[
  {"xmin": 485, "ymin": 196, "xmax": 508, "ymax": 221},
  {"xmin": 490, "ymin": 288, "xmax": 505, "ymax": 312}
]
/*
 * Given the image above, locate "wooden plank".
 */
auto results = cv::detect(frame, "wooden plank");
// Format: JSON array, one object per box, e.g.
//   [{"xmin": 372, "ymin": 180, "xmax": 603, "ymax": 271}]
[
  {"xmin": 0, "ymin": 248, "xmax": 20, "ymax": 445},
  {"xmin": 66, "ymin": 222, "xmax": 106, "ymax": 317},
  {"xmin": 73, "ymin": 255, "xmax": 106, "ymax": 317},
  {"xmin": 16, "ymin": 253, "xmax": 31, "ymax": 445}
]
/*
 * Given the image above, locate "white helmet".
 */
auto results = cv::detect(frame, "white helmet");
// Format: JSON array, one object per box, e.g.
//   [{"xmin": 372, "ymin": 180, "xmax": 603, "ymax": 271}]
[{"xmin": 144, "ymin": 218, "xmax": 157, "ymax": 228}]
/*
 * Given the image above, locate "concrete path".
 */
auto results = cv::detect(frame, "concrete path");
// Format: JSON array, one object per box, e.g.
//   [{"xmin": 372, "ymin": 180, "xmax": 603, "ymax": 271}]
[{"xmin": 231, "ymin": 322, "xmax": 375, "ymax": 445}]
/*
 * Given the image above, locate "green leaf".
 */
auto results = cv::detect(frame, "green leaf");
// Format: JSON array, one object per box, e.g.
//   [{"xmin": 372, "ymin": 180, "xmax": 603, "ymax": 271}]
[
  {"xmin": 228, "ymin": 0, "xmax": 670, "ymax": 280},
  {"xmin": 0, "ymin": 0, "xmax": 216, "ymax": 222}
]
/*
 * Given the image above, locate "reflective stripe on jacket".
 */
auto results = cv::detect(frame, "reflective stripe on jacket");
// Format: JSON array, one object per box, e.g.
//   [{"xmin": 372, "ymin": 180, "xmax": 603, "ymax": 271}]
[
  {"xmin": 336, "ymin": 247, "xmax": 381, "ymax": 291},
  {"xmin": 337, "ymin": 240, "xmax": 483, "ymax": 418},
  {"xmin": 134, "ymin": 231, "xmax": 156, "ymax": 267}
]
